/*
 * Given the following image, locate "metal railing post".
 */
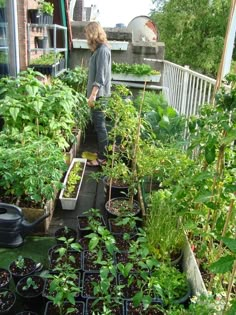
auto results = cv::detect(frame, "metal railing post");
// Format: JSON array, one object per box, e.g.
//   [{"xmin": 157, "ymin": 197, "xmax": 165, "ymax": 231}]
[{"xmin": 181, "ymin": 65, "xmax": 189, "ymax": 115}]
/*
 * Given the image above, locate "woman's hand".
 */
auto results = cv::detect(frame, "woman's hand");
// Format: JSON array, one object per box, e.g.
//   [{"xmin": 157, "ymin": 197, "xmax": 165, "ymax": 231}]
[{"xmin": 88, "ymin": 95, "xmax": 96, "ymax": 108}]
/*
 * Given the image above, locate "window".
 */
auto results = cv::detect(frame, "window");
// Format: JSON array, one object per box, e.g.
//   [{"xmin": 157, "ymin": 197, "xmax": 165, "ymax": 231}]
[{"xmin": 0, "ymin": 0, "xmax": 19, "ymax": 77}]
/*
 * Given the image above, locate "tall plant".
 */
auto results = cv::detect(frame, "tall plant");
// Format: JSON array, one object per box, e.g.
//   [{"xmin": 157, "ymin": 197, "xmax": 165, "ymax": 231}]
[
  {"xmin": 0, "ymin": 69, "xmax": 89, "ymax": 151},
  {"xmin": 0, "ymin": 135, "xmax": 67, "ymax": 206}
]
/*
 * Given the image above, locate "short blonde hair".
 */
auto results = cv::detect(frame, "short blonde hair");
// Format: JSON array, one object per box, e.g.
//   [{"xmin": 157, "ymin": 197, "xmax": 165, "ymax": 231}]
[{"xmin": 85, "ymin": 22, "xmax": 108, "ymax": 51}]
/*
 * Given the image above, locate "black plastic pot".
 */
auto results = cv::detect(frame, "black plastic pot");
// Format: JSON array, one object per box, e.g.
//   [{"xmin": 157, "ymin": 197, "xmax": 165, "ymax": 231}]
[
  {"xmin": 125, "ymin": 299, "xmax": 164, "ymax": 314},
  {"xmin": 0, "ymin": 289, "xmax": 16, "ymax": 315},
  {"xmin": 29, "ymin": 63, "xmax": 59, "ymax": 76},
  {"xmin": 42, "ymin": 273, "xmax": 81, "ymax": 302},
  {"xmin": 0, "ymin": 268, "xmax": 11, "ymax": 290},
  {"xmin": 44, "ymin": 301, "xmax": 85, "ymax": 315},
  {"xmin": 105, "ymin": 197, "xmax": 141, "ymax": 218},
  {"xmin": 82, "ymin": 249, "xmax": 115, "ymax": 272},
  {"xmin": 107, "ymin": 217, "xmax": 138, "ymax": 234},
  {"xmin": 28, "ymin": 9, "xmax": 42, "ymax": 23},
  {"xmin": 77, "ymin": 214, "xmax": 106, "ymax": 237},
  {"xmin": 172, "ymin": 282, "xmax": 192, "ymax": 306},
  {"xmin": 16, "ymin": 312, "xmax": 38, "ymax": 315},
  {"xmin": 54, "ymin": 226, "xmax": 77, "ymax": 244},
  {"xmin": 16, "ymin": 275, "xmax": 45, "ymax": 312},
  {"xmin": 103, "ymin": 176, "xmax": 129, "ymax": 202},
  {"xmin": 81, "ymin": 271, "xmax": 102, "ymax": 299},
  {"xmin": 9, "ymin": 257, "xmax": 42, "ymax": 285},
  {"xmin": 35, "ymin": 36, "xmax": 48, "ymax": 49},
  {"xmin": 86, "ymin": 297, "xmax": 125, "ymax": 315}
]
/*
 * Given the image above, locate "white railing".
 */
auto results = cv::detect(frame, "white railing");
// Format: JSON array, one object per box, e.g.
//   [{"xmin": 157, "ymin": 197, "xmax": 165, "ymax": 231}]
[{"xmin": 162, "ymin": 60, "xmax": 217, "ymax": 117}]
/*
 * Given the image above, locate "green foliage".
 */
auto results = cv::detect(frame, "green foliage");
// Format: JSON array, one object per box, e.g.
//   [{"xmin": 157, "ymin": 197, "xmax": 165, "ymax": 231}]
[
  {"xmin": 151, "ymin": 0, "xmax": 230, "ymax": 76},
  {"xmin": 0, "ymin": 69, "xmax": 89, "ymax": 150},
  {"xmin": 144, "ymin": 189, "xmax": 185, "ymax": 262},
  {"xmin": 153, "ymin": 264, "xmax": 189, "ymax": 306},
  {"xmin": 30, "ymin": 53, "xmax": 62, "ymax": 65},
  {"xmin": 63, "ymin": 162, "xmax": 82, "ymax": 198},
  {"xmin": 46, "ymin": 269, "xmax": 80, "ymax": 315},
  {"xmin": 112, "ymin": 62, "xmax": 160, "ymax": 76},
  {"xmin": 134, "ymin": 91, "xmax": 186, "ymax": 144},
  {"xmin": 37, "ymin": 0, "xmax": 54, "ymax": 16},
  {"xmin": 209, "ymin": 238, "xmax": 236, "ymax": 274},
  {"xmin": 22, "ymin": 277, "xmax": 39, "ymax": 291},
  {"xmin": 60, "ymin": 66, "xmax": 88, "ymax": 94},
  {"xmin": 0, "ymin": 135, "xmax": 67, "ymax": 205},
  {"xmin": 15, "ymin": 256, "xmax": 25, "ymax": 269},
  {"xmin": 0, "ymin": 0, "xmax": 5, "ymax": 8},
  {"xmin": 0, "ymin": 52, "xmax": 8, "ymax": 64}
]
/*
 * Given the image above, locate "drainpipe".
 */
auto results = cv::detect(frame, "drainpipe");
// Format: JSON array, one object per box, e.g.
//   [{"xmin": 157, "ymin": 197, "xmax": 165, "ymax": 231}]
[
  {"xmin": 9, "ymin": 0, "xmax": 20, "ymax": 76},
  {"xmin": 59, "ymin": 0, "xmax": 69, "ymax": 68}
]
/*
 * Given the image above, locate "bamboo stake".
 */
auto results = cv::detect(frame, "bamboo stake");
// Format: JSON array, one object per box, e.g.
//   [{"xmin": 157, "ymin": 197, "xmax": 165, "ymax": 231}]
[
  {"xmin": 224, "ymin": 260, "xmax": 236, "ymax": 313},
  {"xmin": 130, "ymin": 81, "xmax": 147, "ymax": 206},
  {"xmin": 212, "ymin": 0, "xmax": 236, "ymax": 101}
]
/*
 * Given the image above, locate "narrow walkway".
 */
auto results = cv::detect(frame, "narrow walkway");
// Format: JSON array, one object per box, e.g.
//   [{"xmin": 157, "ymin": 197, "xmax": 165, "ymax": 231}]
[{"xmin": 48, "ymin": 124, "xmax": 105, "ymax": 236}]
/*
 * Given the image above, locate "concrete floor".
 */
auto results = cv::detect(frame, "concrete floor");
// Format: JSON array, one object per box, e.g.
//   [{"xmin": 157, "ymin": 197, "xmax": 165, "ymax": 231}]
[{"xmin": 48, "ymin": 124, "xmax": 106, "ymax": 236}]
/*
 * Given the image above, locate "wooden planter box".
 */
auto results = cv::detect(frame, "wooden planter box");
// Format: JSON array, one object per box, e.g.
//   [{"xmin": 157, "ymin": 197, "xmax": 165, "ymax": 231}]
[
  {"xmin": 111, "ymin": 72, "xmax": 161, "ymax": 83},
  {"xmin": 59, "ymin": 158, "xmax": 87, "ymax": 210},
  {"xmin": 21, "ymin": 198, "xmax": 56, "ymax": 235},
  {"xmin": 64, "ymin": 129, "xmax": 82, "ymax": 166}
]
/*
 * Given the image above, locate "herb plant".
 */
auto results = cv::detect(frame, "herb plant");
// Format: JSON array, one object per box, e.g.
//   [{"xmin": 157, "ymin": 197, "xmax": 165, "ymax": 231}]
[
  {"xmin": 112, "ymin": 62, "xmax": 160, "ymax": 76},
  {"xmin": 63, "ymin": 162, "xmax": 82, "ymax": 198}
]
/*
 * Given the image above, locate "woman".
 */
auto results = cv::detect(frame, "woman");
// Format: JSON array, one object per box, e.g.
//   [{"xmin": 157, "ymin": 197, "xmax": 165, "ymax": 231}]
[{"xmin": 85, "ymin": 21, "xmax": 111, "ymax": 166}]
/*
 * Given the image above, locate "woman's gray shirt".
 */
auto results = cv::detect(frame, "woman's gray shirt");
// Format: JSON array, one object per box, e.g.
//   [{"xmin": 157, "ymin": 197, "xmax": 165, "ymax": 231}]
[{"xmin": 87, "ymin": 44, "xmax": 111, "ymax": 99}]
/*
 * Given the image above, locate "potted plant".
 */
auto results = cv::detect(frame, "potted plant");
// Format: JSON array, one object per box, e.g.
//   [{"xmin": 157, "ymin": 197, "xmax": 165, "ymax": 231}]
[
  {"xmin": 0, "ymin": 0, "xmax": 6, "ymax": 23},
  {"xmin": 0, "ymin": 69, "xmax": 86, "ymax": 152},
  {"xmin": 54, "ymin": 226, "xmax": 77, "ymax": 243},
  {"xmin": 15, "ymin": 275, "xmax": 45, "ymax": 311},
  {"xmin": 29, "ymin": 53, "xmax": 62, "ymax": 76},
  {"xmin": 59, "ymin": 158, "xmax": 87, "ymax": 210},
  {"xmin": 0, "ymin": 136, "xmax": 67, "ymax": 233},
  {"xmin": 8, "ymin": 256, "xmax": 42, "ymax": 285},
  {"xmin": 0, "ymin": 269, "xmax": 11, "ymax": 290},
  {"xmin": 77, "ymin": 208, "xmax": 106, "ymax": 237},
  {"xmin": 92, "ymin": 85, "xmax": 142, "ymax": 217},
  {"xmin": 112, "ymin": 62, "xmax": 161, "ymax": 83},
  {"xmin": 35, "ymin": 36, "xmax": 48, "ymax": 49},
  {"xmin": 0, "ymin": 289, "xmax": 16, "ymax": 314},
  {"xmin": 29, "ymin": 0, "xmax": 54, "ymax": 24},
  {"xmin": 144, "ymin": 189, "xmax": 185, "ymax": 265},
  {"xmin": 43, "ymin": 261, "xmax": 82, "ymax": 315}
]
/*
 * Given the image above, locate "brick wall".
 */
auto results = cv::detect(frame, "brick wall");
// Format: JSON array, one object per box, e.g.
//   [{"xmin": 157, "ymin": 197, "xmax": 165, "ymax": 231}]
[
  {"xmin": 17, "ymin": 0, "xmax": 28, "ymax": 70},
  {"xmin": 74, "ymin": 0, "xmax": 83, "ymax": 21}
]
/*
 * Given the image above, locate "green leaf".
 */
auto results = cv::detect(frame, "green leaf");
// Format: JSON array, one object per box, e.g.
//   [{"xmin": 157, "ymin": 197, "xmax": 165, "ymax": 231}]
[
  {"xmin": 222, "ymin": 237, "xmax": 236, "ymax": 254},
  {"xmin": 133, "ymin": 291, "xmax": 143, "ymax": 307},
  {"xmin": 209, "ymin": 255, "xmax": 235, "ymax": 274},
  {"xmin": 9, "ymin": 107, "xmax": 20, "ymax": 121},
  {"xmin": 205, "ymin": 145, "xmax": 216, "ymax": 164},
  {"xmin": 142, "ymin": 295, "xmax": 152, "ymax": 310},
  {"xmin": 226, "ymin": 300, "xmax": 236, "ymax": 315}
]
